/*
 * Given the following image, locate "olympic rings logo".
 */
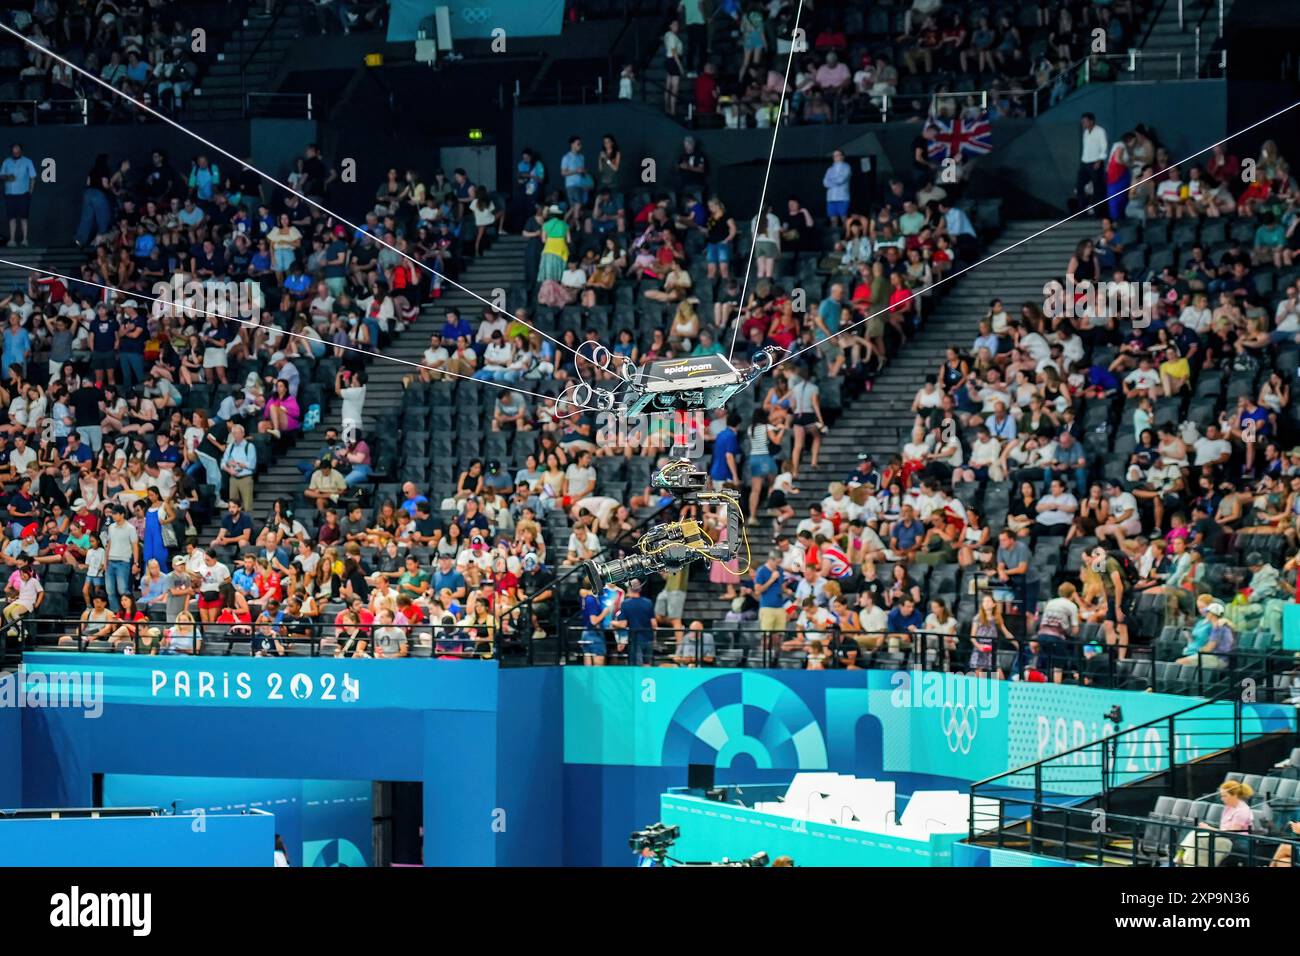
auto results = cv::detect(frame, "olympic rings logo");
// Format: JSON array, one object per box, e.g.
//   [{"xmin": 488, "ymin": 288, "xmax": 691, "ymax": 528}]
[
  {"xmin": 941, "ymin": 704, "xmax": 978, "ymax": 754},
  {"xmin": 458, "ymin": 7, "xmax": 493, "ymax": 24}
]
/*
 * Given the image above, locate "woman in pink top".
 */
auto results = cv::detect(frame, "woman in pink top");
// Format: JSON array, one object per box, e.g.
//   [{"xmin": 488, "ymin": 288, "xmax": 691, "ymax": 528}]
[
  {"xmin": 259, "ymin": 378, "xmax": 301, "ymax": 438},
  {"xmin": 1191, "ymin": 779, "xmax": 1254, "ymax": 865}
]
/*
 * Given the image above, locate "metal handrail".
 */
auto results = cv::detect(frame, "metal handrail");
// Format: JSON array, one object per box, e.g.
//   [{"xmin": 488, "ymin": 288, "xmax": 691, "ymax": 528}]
[
  {"xmin": 244, "ymin": 91, "xmax": 314, "ymax": 119},
  {"xmin": 0, "ymin": 97, "xmax": 89, "ymax": 125},
  {"xmin": 970, "ymin": 689, "xmax": 1251, "ymax": 802},
  {"xmin": 238, "ymin": 0, "xmax": 287, "ymax": 109},
  {"xmin": 969, "ymin": 791, "xmax": 1299, "ymax": 866}
]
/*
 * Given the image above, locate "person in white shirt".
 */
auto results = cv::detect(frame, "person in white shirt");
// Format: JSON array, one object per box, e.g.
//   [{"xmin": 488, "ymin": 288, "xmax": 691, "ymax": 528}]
[
  {"xmin": 1035, "ymin": 479, "xmax": 1077, "ymax": 535},
  {"xmin": 418, "ymin": 332, "xmax": 450, "ymax": 383},
  {"xmin": 1156, "ymin": 166, "xmax": 1186, "ymax": 217},
  {"xmin": 954, "ymin": 426, "xmax": 1002, "ymax": 484},
  {"xmin": 336, "ymin": 369, "xmax": 367, "ymax": 434},
  {"xmin": 857, "ymin": 592, "xmax": 888, "ymax": 635},
  {"xmin": 796, "ymin": 505, "xmax": 834, "ymax": 541},
  {"xmin": 1193, "ymin": 424, "xmax": 1232, "ymax": 470},
  {"xmin": 1096, "ymin": 482, "xmax": 1141, "ymax": 544},
  {"xmin": 560, "ymin": 262, "xmax": 587, "ymax": 291},
  {"xmin": 308, "ymin": 283, "xmax": 334, "ymax": 326},
  {"xmin": 8, "ymin": 435, "xmax": 36, "ymax": 474},
  {"xmin": 1179, "ymin": 293, "xmax": 1211, "ymax": 333},
  {"xmin": 912, "ymin": 378, "xmax": 943, "ymax": 413},
  {"xmin": 1123, "ymin": 358, "xmax": 1161, "ymax": 399},
  {"xmin": 474, "ymin": 332, "xmax": 515, "ymax": 383},
  {"xmin": 1078, "ymin": 112, "xmax": 1108, "ymax": 217}
]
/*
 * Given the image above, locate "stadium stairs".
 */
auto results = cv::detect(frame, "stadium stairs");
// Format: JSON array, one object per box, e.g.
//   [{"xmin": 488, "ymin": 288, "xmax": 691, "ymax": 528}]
[
  {"xmin": 1136, "ymin": 0, "xmax": 1233, "ymax": 79},
  {"xmin": 186, "ymin": 0, "xmax": 313, "ymax": 122},
  {"xmin": 248, "ymin": 235, "xmax": 527, "ymax": 521},
  {"xmin": 678, "ymin": 217, "xmax": 1098, "ymax": 623}
]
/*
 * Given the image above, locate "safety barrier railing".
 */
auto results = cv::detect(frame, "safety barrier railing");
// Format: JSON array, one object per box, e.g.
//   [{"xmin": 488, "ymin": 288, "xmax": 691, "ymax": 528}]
[{"xmin": 970, "ymin": 795, "xmax": 1297, "ymax": 866}]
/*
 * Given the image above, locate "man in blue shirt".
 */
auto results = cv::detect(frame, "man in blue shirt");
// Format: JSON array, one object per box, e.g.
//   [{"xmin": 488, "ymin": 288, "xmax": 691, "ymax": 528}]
[
  {"xmin": 579, "ymin": 584, "xmax": 612, "ymax": 664},
  {"xmin": 886, "ymin": 597, "xmax": 923, "ymax": 637},
  {"xmin": 889, "ymin": 505, "xmax": 924, "ymax": 559},
  {"xmin": 1, "ymin": 313, "xmax": 30, "ymax": 377},
  {"xmin": 431, "ymin": 555, "xmax": 466, "ymax": 601},
  {"xmin": 440, "ymin": 308, "xmax": 472, "ymax": 341},
  {"xmin": 116, "ymin": 301, "xmax": 148, "ymax": 391},
  {"xmin": 709, "ymin": 412, "xmax": 741, "ymax": 486},
  {"xmin": 614, "ymin": 581, "xmax": 657, "ymax": 666},
  {"xmin": 560, "ymin": 137, "xmax": 589, "ymax": 209},
  {"xmin": 88, "ymin": 306, "xmax": 118, "ymax": 386},
  {"xmin": 1, "ymin": 143, "xmax": 37, "ymax": 246},
  {"xmin": 753, "ymin": 552, "xmax": 788, "ymax": 636}
]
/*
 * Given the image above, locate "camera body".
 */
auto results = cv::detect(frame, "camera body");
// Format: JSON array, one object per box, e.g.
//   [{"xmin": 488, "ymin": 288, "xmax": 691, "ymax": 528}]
[{"xmin": 629, "ymin": 822, "xmax": 680, "ymax": 854}]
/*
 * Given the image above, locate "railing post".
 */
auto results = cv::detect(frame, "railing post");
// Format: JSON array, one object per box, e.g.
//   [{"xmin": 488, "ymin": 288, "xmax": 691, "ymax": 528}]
[
  {"xmin": 1176, "ymin": 51, "xmax": 1182, "ymax": 80},
  {"xmin": 82, "ymin": 98, "xmax": 88, "ymax": 125},
  {"xmin": 1178, "ymin": 0, "xmax": 1184, "ymax": 31},
  {"xmin": 1195, "ymin": 27, "xmax": 1201, "ymax": 77},
  {"xmin": 1218, "ymin": 0, "xmax": 1224, "ymax": 36},
  {"xmin": 307, "ymin": 92, "xmax": 313, "ymax": 120}
]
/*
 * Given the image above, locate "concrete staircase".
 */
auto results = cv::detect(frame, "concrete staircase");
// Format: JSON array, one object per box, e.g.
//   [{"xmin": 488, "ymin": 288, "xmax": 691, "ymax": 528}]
[
  {"xmin": 248, "ymin": 236, "xmax": 527, "ymax": 520},
  {"xmin": 0, "ymin": 245, "xmax": 87, "ymax": 295},
  {"xmin": 1137, "ymin": 0, "xmax": 1231, "ymax": 80},
  {"xmin": 185, "ymin": 1, "xmax": 309, "ymax": 122},
  {"xmin": 679, "ymin": 217, "xmax": 1101, "ymax": 622}
]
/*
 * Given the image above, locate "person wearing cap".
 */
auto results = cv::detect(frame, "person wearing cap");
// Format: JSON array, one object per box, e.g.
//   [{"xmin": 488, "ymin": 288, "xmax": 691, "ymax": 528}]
[
  {"xmin": 266, "ymin": 350, "xmax": 299, "ymax": 399},
  {"xmin": 844, "ymin": 452, "xmax": 882, "ymax": 491},
  {"xmin": 1177, "ymin": 600, "xmax": 1235, "ymax": 668}
]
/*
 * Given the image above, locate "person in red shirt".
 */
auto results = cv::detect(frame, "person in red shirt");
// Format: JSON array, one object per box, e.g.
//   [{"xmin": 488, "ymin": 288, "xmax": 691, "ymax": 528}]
[{"xmin": 695, "ymin": 62, "xmax": 718, "ymax": 116}]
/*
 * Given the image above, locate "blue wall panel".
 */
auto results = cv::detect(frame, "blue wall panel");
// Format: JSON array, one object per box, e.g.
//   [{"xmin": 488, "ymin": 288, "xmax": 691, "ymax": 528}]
[{"xmin": 0, "ymin": 812, "xmax": 274, "ymax": 867}]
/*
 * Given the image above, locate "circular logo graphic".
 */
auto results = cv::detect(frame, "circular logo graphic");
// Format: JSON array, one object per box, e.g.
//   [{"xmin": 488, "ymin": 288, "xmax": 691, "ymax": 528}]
[
  {"xmin": 459, "ymin": 6, "xmax": 493, "ymax": 25},
  {"xmin": 289, "ymin": 673, "xmax": 314, "ymax": 700},
  {"xmin": 941, "ymin": 704, "xmax": 978, "ymax": 754}
]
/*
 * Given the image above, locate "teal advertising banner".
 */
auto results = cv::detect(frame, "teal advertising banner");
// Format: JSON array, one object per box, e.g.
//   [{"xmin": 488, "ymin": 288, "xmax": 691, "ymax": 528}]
[
  {"xmin": 563, "ymin": 669, "xmax": 1295, "ymax": 785},
  {"xmin": 1284, "ymin": 603, "xmax": 1300, "ymax": 651},
  {"xmin": 386, "ymin": 0, "xmax": 565, "ymax": 42}
]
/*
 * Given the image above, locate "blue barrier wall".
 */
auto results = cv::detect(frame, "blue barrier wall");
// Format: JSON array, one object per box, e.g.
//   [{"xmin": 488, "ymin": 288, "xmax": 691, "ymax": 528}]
[
  {"xmin": 0, "ymin": 681, "xmax": 19, "ymax": 809},
  {"xmin": 101, "ymin": 775, "xmax": 373, "ymax": 868},
  {"xmin": 16, "ymin": 655, "xmax": 562, "ymax": 866},
  {"xmin": 560, "ymin": 669, "xmax": 1295, "ymax": 866},
  {"xmin": 0, "ymin": 811, "xmax": 274, "ymax": 867}
]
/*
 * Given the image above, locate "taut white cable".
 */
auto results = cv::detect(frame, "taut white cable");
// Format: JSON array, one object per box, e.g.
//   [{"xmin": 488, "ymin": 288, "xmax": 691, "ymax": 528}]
[
  {"xmin": 3, "ymin": 257, "xmax": 587, "ymax": 408},
  {"xmin": 766, "ymin": 98, "xmax": 1300, "ymax": 375},
  {"xmin": 0, "ymin": 22, "xmax": 606, "ymax": 374}
]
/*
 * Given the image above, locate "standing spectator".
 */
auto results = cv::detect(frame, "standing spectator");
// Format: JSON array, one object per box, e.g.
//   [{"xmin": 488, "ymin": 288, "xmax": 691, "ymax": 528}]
[
  {"xmin": 219, "ymin": 422, "xmax": 257, "ymax": 512},
  {"xmin": 1078, "ymin": 112, "xmax": 1108, "ymax": 216},
  {"xmin": 104, "ymin": 506, "xmax": 140, "ymax": 612},
  {"xmin": 822, "ymin": 149, "xmax": 852, "ymax": 229},
  {"xmin": 0, "ymin": 143, "xmax": 37, "ymax": 247},
  {"xmin": 681, "ymin": 0, "xmax": 708, "ymax": 75},
  {"xmin": 663, "ymin": 19, "xmax": 686, "ymax": 115},
  {"xmin": 614, "ymin": 580, "xmax": 656, "ymax": 666},
  {"xmin": 560, "ymin": 137, "xmax": 589, "ymax": 213}
]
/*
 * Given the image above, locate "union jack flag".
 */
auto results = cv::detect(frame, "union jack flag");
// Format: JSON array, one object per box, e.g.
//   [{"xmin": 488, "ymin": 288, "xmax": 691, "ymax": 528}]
[
  {"xmin": 822, "ymin": 545, "xmax": 853, "ymax": 580},
  {"xmin": 926, "ymin": 110, "xmax": 993, "ymax": 162}
]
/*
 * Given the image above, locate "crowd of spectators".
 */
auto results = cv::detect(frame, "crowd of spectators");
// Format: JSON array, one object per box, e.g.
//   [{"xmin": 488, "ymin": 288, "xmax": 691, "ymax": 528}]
[
  {"xmin": 655, "ymin": 0, "xmax": 1149, "ymax": 128},
  {"xmin": 2, "ymin": 1, "xmax": 204, "ymax": 121},
  {"xmin": 0, "ymin": 131, "xmax": 532, "ymax": 657},
  {"xmin": 700, "ymin": 123, "xmax": 1300, "ymax": 685}
]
